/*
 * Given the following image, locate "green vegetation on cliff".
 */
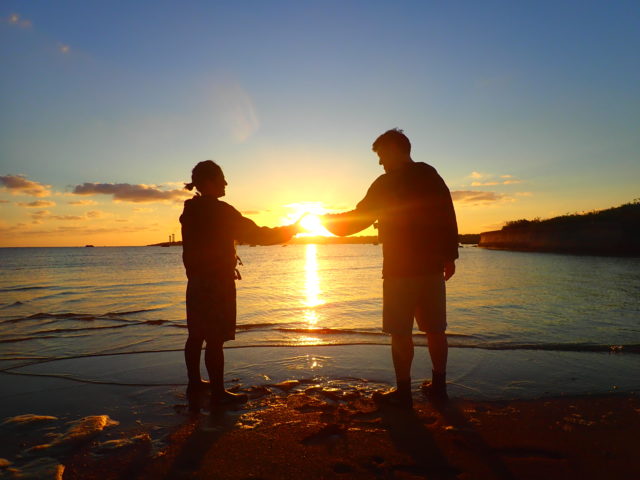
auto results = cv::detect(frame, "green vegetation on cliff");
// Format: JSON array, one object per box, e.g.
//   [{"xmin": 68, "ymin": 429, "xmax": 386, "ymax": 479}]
[
  {"xmin": 480, "ymin": 200, "xmax": 640, "ymax": 256},
  {"xmin": 502, "ymin": 200, "xmax": 640, "ymax": 232}
]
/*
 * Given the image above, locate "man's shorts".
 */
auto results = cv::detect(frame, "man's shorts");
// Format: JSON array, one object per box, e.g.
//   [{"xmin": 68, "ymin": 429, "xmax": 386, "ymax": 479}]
[
  {"xmin": 382, "ymin": 273, "xmax": 446, "ymax": 335},
  {"xmin": 186, "ymin": 276, "xmax": 237, "ymax": 343}
]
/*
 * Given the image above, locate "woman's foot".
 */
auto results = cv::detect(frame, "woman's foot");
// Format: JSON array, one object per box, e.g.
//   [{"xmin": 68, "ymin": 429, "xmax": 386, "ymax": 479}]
[
  {"xmin": 186, "ymin": 380, "xmax": 210, "ymax": 413},
  {"xmin": 187, "ymin": 379, "xmax": 210, "ymax": 392},
  {"xmin": 210, "ymin": 389, "xmax": 248, "ymax": 405}
]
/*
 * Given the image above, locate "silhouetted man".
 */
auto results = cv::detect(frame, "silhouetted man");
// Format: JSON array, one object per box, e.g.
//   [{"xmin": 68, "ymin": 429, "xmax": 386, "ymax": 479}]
[{"xmin": 321, "ymin": 129, "xmax": 458, "ymax": 407}]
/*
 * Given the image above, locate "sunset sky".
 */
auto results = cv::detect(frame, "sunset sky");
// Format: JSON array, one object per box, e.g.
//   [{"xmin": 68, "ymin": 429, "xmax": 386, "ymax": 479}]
[{"xmin": 1, "ymin": 1, "xmax": 638, "ymax": 247}]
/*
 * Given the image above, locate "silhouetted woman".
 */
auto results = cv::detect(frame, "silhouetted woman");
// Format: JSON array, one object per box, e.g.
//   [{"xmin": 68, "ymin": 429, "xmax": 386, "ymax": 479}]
[{"xmin": 180, "ymin": 160, "xmax": 299, "ymax": 406}]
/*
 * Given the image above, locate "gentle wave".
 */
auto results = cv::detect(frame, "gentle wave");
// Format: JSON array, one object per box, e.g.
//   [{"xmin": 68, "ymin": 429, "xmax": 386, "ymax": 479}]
[
  {"xmin": 0, "ymin": 319, "xmax": 179, "ymax": 343},
  {"xmin": 3, "ymin": 312, "xmax": 637, "ymax": 354},
  {"xmin": 1, "ymin": 342, "xmax": 638, "ymax": 367},
  {"xmin": 236, "ymin": 322, "xmax": 281, "ymax": 331},
  {"xmin": 105, "ymin": 308, "xmax": 166, "ymax": 316},
  {"xmin": 0, "ymin": 309, "xmax": 167, "ymax": 324},
  {"xmin": 28, "ymin": 324, "xmax": 134, "ymax": 335},
  {"xmin": 268, "ymin": 327, "xmax": 473, "ymax": 338},
  {"xmin": 0, "ymin": 335, "xmax": 60, "ymax": 344},
  {"xmin": 0, "ymin": 286, "xmax": 52, "ymax": 293},
  {"xmin": 1, "ymin": 301, "xmax": 26, "ymax": 309}
]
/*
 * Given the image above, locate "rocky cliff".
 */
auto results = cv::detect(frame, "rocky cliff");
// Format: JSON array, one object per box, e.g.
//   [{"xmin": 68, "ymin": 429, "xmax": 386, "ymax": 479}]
[{"xmin": 479, "ymin": 201, "xmax": 640, "ymax": 256}]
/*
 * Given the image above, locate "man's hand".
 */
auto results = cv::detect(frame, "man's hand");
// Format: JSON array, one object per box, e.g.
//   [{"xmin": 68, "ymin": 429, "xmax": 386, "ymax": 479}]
[{"xmin": 444, "ymin": 261, "xmax": 456, "ymax": 281}]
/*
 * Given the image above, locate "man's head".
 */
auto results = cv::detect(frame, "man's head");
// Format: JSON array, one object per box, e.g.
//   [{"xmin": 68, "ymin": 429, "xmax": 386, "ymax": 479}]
[{"xmin": 372, "ymin": 128, "xmax": 412, "ymax": 173}]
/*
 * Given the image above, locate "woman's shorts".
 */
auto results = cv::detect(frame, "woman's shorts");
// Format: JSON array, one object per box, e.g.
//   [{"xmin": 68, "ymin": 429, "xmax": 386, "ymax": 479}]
[
  {"xmin": 382, "ymin": 274, "xmax": 446, "ymax": 335},
  {"xmin": 186, "ymin": 276, "xmax": 236, "ymax": 343}
]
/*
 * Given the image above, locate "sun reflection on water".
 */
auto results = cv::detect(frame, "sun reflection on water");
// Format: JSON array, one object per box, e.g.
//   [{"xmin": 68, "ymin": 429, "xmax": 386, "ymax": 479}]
[
  {"xmin": 304, "ymin": 244, "xmax": 323, "ymax": 310},
  {"xmin": 294, "ymin": 244, "xmax": 325, "ymax": 345}
]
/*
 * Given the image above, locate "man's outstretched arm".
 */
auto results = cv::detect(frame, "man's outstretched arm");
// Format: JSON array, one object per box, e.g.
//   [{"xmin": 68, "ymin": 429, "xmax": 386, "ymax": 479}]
[
  {"xmin": 321, "ymin": 209, "xmax": 376, "ymax": 237},
  {"xmin": 322, "ymin": 178, "xmax": 382, "ymax": 236}
]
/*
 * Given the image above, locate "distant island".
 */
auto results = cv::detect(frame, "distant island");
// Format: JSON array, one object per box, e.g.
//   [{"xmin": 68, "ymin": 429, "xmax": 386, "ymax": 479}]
[{"xmin": 479, "ymin": 200, "xmax": 640, "ymax": 256}]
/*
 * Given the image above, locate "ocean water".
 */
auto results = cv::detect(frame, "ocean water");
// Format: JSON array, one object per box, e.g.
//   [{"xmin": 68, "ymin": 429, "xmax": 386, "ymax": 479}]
[{"xmin": 1, "ymin": 244, "xmax": 640, "ymax": 413}]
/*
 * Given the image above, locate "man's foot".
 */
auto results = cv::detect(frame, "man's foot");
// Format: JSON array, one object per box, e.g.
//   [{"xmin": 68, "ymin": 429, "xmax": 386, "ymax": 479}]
[
  {"xmin": 210, "ymin": 389, "xmax": 249, "ymax": 406},
  {"xmin": 421, "ymin": 380, "xmax": 449, "ymax": 402},
  {"xmin": 372, "ymin": 388, "xmax": 413, "ymax": 409}
]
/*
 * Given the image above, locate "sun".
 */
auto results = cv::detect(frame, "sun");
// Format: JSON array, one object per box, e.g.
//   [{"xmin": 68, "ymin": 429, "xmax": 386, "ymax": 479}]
[
  {"xmin": 284, "ymin": 202, "xmax": 334, "ymax": 237},
  {"xmin": 299, "ymin": 214, "xmax": 329, "ymax": 236}
]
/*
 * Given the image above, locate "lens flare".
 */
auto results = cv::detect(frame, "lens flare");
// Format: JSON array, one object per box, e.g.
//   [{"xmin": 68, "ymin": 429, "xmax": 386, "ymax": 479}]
[{"xmin": 299, "ymin": 214, "xmax": 329, "ymax": 236}]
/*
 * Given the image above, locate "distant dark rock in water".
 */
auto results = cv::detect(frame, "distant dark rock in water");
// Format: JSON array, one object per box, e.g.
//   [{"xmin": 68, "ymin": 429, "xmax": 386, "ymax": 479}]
[
  {"xmin": 479, "ymin": 201, "xmax": 640, "ymax": 256},
  {"xmin": 85, "ymin": 245, "xmax": 94, "ymax": 248}
]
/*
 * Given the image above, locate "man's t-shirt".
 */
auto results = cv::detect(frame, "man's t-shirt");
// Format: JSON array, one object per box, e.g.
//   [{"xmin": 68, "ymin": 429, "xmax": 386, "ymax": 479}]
[{"xmin": 325, "ymin": 161, "xmax": 458, "ymax": 278}]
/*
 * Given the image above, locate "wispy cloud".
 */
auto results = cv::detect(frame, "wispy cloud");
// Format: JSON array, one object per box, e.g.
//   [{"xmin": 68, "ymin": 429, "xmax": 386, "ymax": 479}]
[
  {"xmin": 0, "ymin": 175, "xmax": 52, "ymax": 197},
  {"xmin": 30, "ymin": 209, "xmax": 107, "ymax": 223},
  {"xmin": 467, "ymin": 171, "xmax": 524, "ymax": 187},
  {"xmin": 470, "ymin": 181, "xmax": 500, "ymax": 186},
  {"xmin": 17, "ymin": 200, "xmax": 56, "ymax": 208},
  {"xmin": 72, "ymin": 182, "xmax": 190, "ymax": 203},
  {"xmin": 68, "ymin": 200, "xmax": 98, "ymax": 206},
  {"xmin": 471, "ymin": 179, "xmax": 523, "ymax": 186},
  {"xmin": 4, "ymin": 13, "xmax": 32, "ymax": 28},
  {"xmin": 30, "ymin": 210, "xmax": 51, "ymax": 224},
  {"xmin": 51, "ymin": 214, "xmax": 84, "ymax": 221},
  {"xmin": 8, "ymin": 224, "xmax": 152, "ymax": 237},
  {"xmin": 451, "ymin": 190, "xmax": 508, "ymax": 205}
]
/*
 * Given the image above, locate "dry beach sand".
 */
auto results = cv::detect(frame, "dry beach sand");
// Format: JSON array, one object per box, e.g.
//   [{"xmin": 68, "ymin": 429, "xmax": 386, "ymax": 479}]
[{"xmin": 5, "ymin": 380, "xmax": 637, "ymax": 480}]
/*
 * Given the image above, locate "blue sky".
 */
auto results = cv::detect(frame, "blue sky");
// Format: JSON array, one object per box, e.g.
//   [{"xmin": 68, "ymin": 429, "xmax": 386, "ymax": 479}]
[{"xmin": 1, "ymin": 1, "xmax": 638, "ymax": 245}]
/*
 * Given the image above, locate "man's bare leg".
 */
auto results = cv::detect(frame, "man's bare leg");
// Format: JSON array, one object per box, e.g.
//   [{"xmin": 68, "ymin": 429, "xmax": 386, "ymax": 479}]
[
  {"xmin": 391, "ymin": 333, "xmax": 414, "ymax": 389},
  {"xmin": 423, "ymin": 331, "xmax": 448, "ymax": 399},
  {"xmin": 373, "ymin": 333, "xmax": 415, "ymax": 408},
  {"xmin": 426, "ymin": 331, "xmax": 448, "ymax": 374}
]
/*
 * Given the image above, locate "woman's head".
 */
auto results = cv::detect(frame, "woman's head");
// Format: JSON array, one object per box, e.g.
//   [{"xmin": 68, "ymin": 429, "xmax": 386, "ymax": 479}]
[{"xmin": 185, "ymin": 160, "xmax": 227, "ymax": 197}]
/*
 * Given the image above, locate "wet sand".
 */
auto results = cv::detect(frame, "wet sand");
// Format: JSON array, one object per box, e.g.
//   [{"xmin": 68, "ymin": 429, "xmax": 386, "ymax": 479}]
[{"xmin": 46, "ymin": 385, "xmax": 640, "ymax": 480}]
